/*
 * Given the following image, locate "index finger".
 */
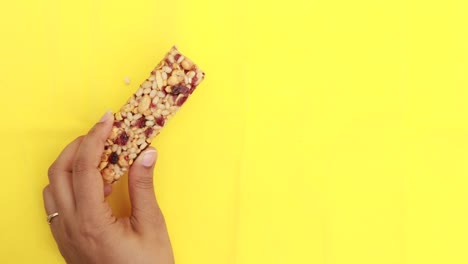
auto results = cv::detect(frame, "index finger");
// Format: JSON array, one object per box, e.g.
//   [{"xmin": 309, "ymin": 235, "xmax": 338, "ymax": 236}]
[{"xmin": 72, "ymin": 111, "xmax": 114, "ymax": 212}]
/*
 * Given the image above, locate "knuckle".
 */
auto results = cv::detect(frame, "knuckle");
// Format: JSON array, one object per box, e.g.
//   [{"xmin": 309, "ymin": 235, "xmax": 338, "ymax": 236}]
[
  {"xmin": 131, "ymin": 207, "xmax": 165, "ymax": 228},
  {"xmin": 75, "ymin": 135, "xmax": 85, "ymax": 143},
  {"xmin": 87, "ymin": 122, "xmax": 106, "ymax": 139},
  {"xmin": 62, "ymin": 222, "xmax": 74, "ymax": 239},
  {"xmin": 43, "ymin": 185, "xmax": 50, "ymax": 196},
  {"xmin": 133, "ymin": 176, "xmax": 154, "ymax": 190},
  {"xmin": 137, "ymin": 207, "xmax": 167, "ymax": 232},
  {"xmin": 73, "ymin": 159, "xmax": 94, "ymax": 175},
  {"xmin": 88, "ymin": 124, "xmax": 99, "ymax": 135},
  {"xmin": 47, "ymin": 164, "xmax": 60, "ymax": 181},
  {"xmin": 78, "ymin": 224, "xmax": 95, "ymax": 239},
  {"xmin": 151, "ymin": 208, "xmax": 166, "ymax": 227},
  {"xmin": 76, "ymin": 222, "xmax": 108, "ymax": 247},
  {"xmin": 82, "ymin": 133, "xmax": 105, "ymax": 152},
  {"xmin": 77, "ymin": 221, "xmax": 100, "ymax": 240}
]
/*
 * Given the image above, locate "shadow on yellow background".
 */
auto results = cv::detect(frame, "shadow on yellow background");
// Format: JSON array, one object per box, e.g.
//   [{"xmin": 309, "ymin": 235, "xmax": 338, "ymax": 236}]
[{"xmin": 1, "ymin": 0, "xmax": 468, "ymax": 263}]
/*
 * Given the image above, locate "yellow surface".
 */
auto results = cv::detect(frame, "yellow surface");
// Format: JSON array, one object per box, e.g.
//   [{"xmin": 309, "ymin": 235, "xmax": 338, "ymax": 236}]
[{"xmin": 1, "ymin": 0, "xmax": 468, "ymax": 263}]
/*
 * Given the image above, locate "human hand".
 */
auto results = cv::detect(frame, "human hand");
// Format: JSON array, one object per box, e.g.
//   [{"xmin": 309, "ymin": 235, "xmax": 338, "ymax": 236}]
[{"xmin": 43, "ymin": 111, "xmax": 174, "ymax": 264}]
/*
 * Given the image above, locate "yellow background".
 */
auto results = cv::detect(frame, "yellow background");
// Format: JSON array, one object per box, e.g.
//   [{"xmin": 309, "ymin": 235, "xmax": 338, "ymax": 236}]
[{"xmin": 1, "ymin": 0, "xmax": 468, "ymax": 263}]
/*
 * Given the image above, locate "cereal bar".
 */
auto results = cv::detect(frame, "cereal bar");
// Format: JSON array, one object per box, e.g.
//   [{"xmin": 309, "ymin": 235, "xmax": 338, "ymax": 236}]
[{"xmin": 99, "ymin": 46, "xmax": 205, "ymax": 183}]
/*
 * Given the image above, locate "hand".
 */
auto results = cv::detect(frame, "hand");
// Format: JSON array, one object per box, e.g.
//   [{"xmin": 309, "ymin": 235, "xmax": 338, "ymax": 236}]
[{"xmin": 43, "ymin": 111, "xmax": 174, "ymax": 264}]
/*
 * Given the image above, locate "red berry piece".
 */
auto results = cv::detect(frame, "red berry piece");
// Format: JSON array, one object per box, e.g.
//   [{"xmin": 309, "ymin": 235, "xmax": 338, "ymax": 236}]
[
  {"xmin": 169, "ymin": 85, "xmax": 189, "ymax": 95},
  {"xmin": 176, "ymin": 96, "xmax": 188, "ymax": 106},
  {"xmin": 144, "ymin": 127, "xmax": 153, "ymax": 138},
  {"xmin": 115, "ymin": 131, "xmax": 129, "ymax": 146},
  {"xmin": 156, "ymin": 116, "xmax": 165, "ymax": 127},
  {"xmin": 134, "ymin": 117, "xmax": 146, "ymax": 128}
]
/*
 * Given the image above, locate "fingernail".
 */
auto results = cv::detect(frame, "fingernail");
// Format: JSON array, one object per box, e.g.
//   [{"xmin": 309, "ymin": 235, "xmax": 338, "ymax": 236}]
[
  {"xmin": 99, "ymin": 110, "xmax": 112, "ymax": 123},
  {"xmin": 140, "ymin": 150, "xmax": 157, "ymax": 167}
]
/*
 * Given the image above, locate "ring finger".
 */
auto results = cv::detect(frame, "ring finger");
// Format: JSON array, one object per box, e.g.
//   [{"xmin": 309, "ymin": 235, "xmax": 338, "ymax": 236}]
[{"xmin": 43, "ymin": 185, "xmax": 62, "ymax": 239}]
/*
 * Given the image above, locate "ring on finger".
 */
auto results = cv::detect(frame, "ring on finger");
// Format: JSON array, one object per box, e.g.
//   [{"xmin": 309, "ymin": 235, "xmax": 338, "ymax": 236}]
[{"xmin": 47, "ymin": 212, "xmax": 59, "ymax": 224}]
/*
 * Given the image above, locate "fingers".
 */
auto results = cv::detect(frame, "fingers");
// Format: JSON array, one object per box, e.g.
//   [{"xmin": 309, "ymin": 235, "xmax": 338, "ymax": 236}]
[
  {"xmin": 43, "ymin": 186, "xmax": 58, "ymax": 216},
  {"xmin": 43, "ymin": 186, "xmax": 61, "ymax": 236},
  {"xmin": 48, "ymin": 136, "xmax": 84, "ymax": 212},
  {"xmin": 104, "ymin": 183, "xmax": 113, "ymax": 197},
  {"xmin": 128, "ymin": 148, "xmax": 163, "ymax": 229},
  {"xmin": 72, "ymin": 111, "xmax": 114, "ymax": 212}
]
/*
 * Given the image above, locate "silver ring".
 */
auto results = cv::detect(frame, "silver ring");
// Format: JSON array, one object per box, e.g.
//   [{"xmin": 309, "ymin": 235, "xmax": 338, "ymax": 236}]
[{"xmin": 47, "ymin": 212, "xmax": 59, "ymax": 225}]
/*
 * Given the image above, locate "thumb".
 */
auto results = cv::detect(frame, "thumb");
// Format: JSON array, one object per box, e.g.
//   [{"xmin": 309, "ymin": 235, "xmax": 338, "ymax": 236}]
[{"xmin": 128, "ymin": 147, "xmax": 162, "ymax": 227}]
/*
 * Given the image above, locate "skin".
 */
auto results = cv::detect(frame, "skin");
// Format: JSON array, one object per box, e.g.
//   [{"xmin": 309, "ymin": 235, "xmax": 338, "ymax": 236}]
[{"xmin": 43, "ymin": 111, "xmax": 174, "ymax": 264}]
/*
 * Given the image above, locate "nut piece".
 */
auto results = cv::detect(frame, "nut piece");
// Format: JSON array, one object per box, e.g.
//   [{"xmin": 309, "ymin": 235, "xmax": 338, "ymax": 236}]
[
  {"xmin": 167, "ymin": 75, "xmax": 179, "ymax": 86},
  {"xmin": 152, "ymin": 96, "xmax": 159, "ymax": 105},
  {"xmin": 142, "ymin": 81, "xmax": 152, "ymax": 89},
  {"xmin": 115, "ymin": 112, "xmax": 123, "ymax": 121},
  {"xmin": 136, "ymin": 88, "xmax": 143, "ymax": 97},
  {"xmin": 100, "ymin": 153, "xmax": 108, "ymax": 162},
  {"xmin": 181, "ymin": 59, "xmax": 194, "ymax": 70},
  {"xmin": 138, "ymin": 95, "xmax": 151, "ymax": 113},
  {"xmin": 109, "ymin": 128, "xmax": 118, "ymax": 140},
  {"xmin": 99, "ymin": 161, "xmax": 108, "ymax": 170},
  {"xmin": 118, "ymin": 155, "xmax": 129, "ymax": 167},
  {"xmin": 172, "ymin": 70, "xmax": 185, "ymax": 82},
  {"xmin": 163, "ymin": 66, "xmax": 172, "ymax": 73},
  {"xmin": 187, "ymin": 71, "xmax": 196, "ymax": 78},
  {"xmin": 156, "ymin": 71, "xmax": 163, "ymax": 89},
  {"xmin": 102, "ymin": 168, "xmax": 114, "ymax": 183}
]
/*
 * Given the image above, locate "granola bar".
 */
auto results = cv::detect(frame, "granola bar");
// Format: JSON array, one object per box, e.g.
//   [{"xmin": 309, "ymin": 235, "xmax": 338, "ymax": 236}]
[{"xmin": 99, "ymin": 46, "xmax": 205, "ymax": 183}]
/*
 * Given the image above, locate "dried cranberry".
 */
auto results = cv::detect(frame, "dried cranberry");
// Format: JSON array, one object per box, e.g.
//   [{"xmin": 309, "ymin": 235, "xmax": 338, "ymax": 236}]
[
  {"xmin": 115, "ymin": 131, "xmax": 129, "ymax": 146},
  {"xmin": 191, "ymin": 77, "xmax": 198, "ymax": 85},
  {"xmin": 145, "ymin": 127, "xmax": 153, "ymax": 138},
  {"xmin": 165, "ymin": 59, "xmax": 173, "ymax": 67},
  {"xmin": 174, "ymin": 54, "xmax": 181, "ymax": 61},
  {"xmin": 156, "ymin": 116, "xmax": 165, "ymax": 126},
  {"xmin": 114, "ymin": 121, "xmax": 121, "ymax": 128},
  {"xmin": 169, "ymin": 85, "xmax": 189, "ymax": 95},
  {"xmin": 134, "ymin": 117, "xmax": 146, "ymax": 128},
  {"xmin": 109, "ymin": 152, "xmax": 119, "ymax": 164},
  {"xmin": 176, "ymin": 95, "xmax": 188, "ymax": 106},
  {"xmin": 150, "ymin": 103, "xmax": 157, "ymax": 108},
  {"xmin": 124, "ymin": 156, "xmax": 129, "ymax": 161}
]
